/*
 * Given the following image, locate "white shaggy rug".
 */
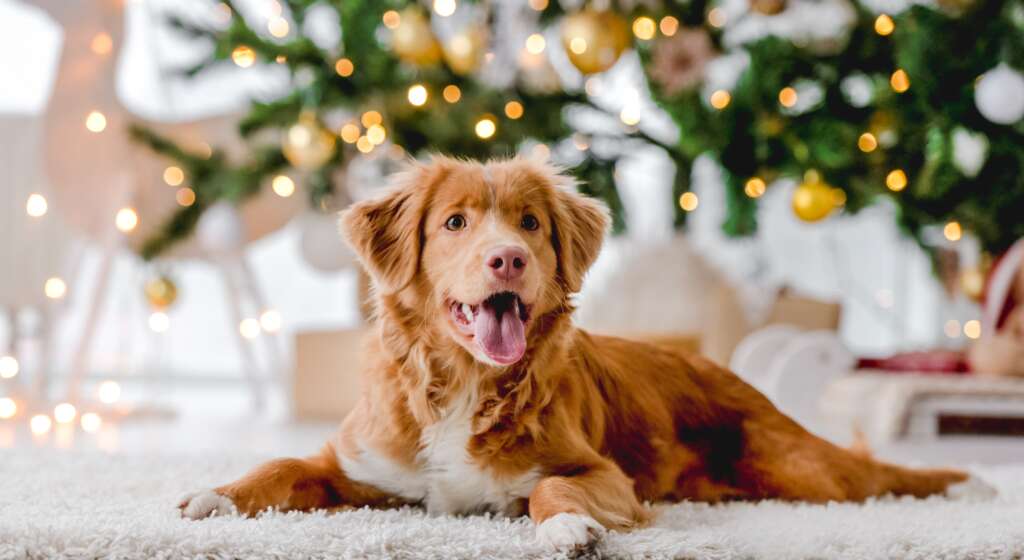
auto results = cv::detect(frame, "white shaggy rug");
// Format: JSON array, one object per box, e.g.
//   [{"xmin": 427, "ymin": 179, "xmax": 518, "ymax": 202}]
[{"xmin": 2, "ymin": 449, "xmax": 1022, "ymax": 560}]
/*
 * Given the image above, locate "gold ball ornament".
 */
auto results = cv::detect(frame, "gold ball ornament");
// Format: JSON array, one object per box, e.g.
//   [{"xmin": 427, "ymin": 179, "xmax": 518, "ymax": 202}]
[
  {"xmin": 443, "ymin": 29, "xmax": 486, "ymax": 75},
  {"xmin": 391, "ymin": 8, "xmax": 443, "ymax": 66},
  {"xmin": 792, "ymin": 171, "xmax": 838, "ymax": 223},
  {"xmin": 144, "ymin": 275, "xmax": 178, "ymax": 309},
  {"xmin": 560, "ymin": 9, "xmax": 631, "ymax": 75},
  {"xmin": 750, "ymin": 0, "xmax": 787, "ymax": 15},
  {"xmin": 282, "ymin": 111, "xmax": 337, "ymax": 170}
]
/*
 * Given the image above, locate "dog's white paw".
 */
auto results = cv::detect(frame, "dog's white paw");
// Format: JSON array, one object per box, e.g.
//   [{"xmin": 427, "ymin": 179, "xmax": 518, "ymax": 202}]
[
  {"xmin": 535, "ymin": 513, "xmax": 605, "ymax": 550},
  {"xmin": 179, "ymin": 490, "xmax": 237, "ymax": 519},
  {"xmin": 946, "ymin": 476, "xmax": 998, "ymax": 501}
]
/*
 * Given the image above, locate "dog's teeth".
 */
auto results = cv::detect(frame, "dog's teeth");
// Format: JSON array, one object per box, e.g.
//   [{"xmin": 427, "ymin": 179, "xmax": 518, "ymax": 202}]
[{"xmin": 462, "ymin": 303, "xmax": 473, "ymax": 319}]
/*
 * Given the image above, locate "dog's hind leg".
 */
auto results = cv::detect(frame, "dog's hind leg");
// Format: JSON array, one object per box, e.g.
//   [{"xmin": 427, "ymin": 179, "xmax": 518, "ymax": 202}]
[{"xmin": 179, "ymin": 443, "xmax": 393, "ymax": 518}]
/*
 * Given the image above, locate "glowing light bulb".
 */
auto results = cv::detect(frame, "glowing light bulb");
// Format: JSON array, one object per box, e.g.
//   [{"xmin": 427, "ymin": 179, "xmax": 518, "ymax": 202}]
[
  {"xmin": 525, "ymin": 33, "xmax": 546, "ymax": 54},
  {"xmin": 272, "ymin": 175, "xmax": 295, "ymax": 197},
  {"xmin": 875, "ymin": 14, "xmax": 895, "ymax": 36},
  {"xmin": 779, "ymin": 87, "xmax": 798, "ymax": 108},
  {"xmin": 26, "ymin": 193, "xmax": 48, "ymax": 217},
  {"xmin": 91, "ymin": 32, "xmax": 113, "ymax": 55},
  {"xmin": 45, "ymin": 277, "xmax": 67, "ymax": 299},
  {"xmin": 366, "ymin": 124, "xmax": 387, "ymax": 145},
  {"xmin": 81, "ymin": 412, "xmax": 103, "ymax": 433},
  {"xmin": 745, "ymin": 178, "xmax": 767, "ymax": 198},
  {"xmin": 30, "ymin": 414, "xmax": 52, "ymax": 435},
  {"xmin": 504, "ymin": 101, "xmax": 524, "ymax": 120},
  {"xmin": 528, "ymin": 0, "xmax": 547, "ymax": 10},
  {"xmin": 632, "ymin": 17, "xmax": 656, "ymax": 40},
  {"xmin": 707, "ymin": 8, "xmax": 726, "ymax": 28},
  {"xmin": 0, "ymin": 356, "xmax": 18, "ymax": 379},
  {"xmin": 886, "ymin": 169, "xmax": 907, "ymax": 191},
  {"xmin": 710, "ymin": 90, "xmax": 731, "ymax": 110},
  {"xmin": 98, "ymin": 380, "xmax": 121, "ymax": 404},
  {"xmin": 569, "ymin": 37, "xmax": 587, "ymax": 54},
  {"xmin": 619, "ymin": 106, "xmax": 640, "ymax": 126},
  {"xmin": 240, "ymin": 318, "xmax": 261, "ymax": 339},
  {"xmin": 115, "ymin": 207, "xmax": 139, "ymax": 233},
  {"xmin": 944, "ymin": 221, "xmax": 962, "ymax": 242},
  {"xmin": 163, "ymin": 166, "xmax": 185, "ymax": 186},
  {"xmin": 659, "ymin": 16, "xmax": 679, "ymax": 36},
  {"xmin": 0, "ymin": 398, "xmax": 16, "ymax": 419},
  {"xmin": 382, "ymin": 10, "xmax": 400, "ymax": 29},
  {"xmin": 176, "ymin": 188, "xmax": 196, "ymax": 207},
  {"xmin": 54, "ymin": 403, "xmax": 77, "ymax": 424},
  {"xmin": 340, "ymin": 123, "xmax": 361, "ymax": 143},
  {"xmin": 679, "ymin": 192, "xmax": 699, "ymax": 211},
  {"xmin": 858, "ymin": 133, "xmax": 878, "ymax": 153},
  {"xmin": 475, "ymin": 116, "xmax": 497, "ymax": 139},
  {"xmin": 231, "ymin": 45, "xmax": 256, "ymax": 68},
  {"xmin": 356, "ymin": 136, "xmax": 374, "ymax": 154},
  {"xmin": 433, "ymin": 0, "xmax": 456, "ymax": 17},
  {"xmin": 890, "ymin": 69, "xmax": 910, "ymax": 93},
  {"xmin": 443, "ymin": 85, "xmax": 461, "ymax": 103},
  {"xmin": 268, "ymin": 17, "xmax": 289, "ymax": 38},
  {"xmin": 335, "ymin": 58, "xmax": 354, "ymax": 77},
  {"xmin": 361, "ymin": 111, "xmax": 382, "ymax": 127},
  {"xmin": 408, "ymin": 84, "xmax": 428, "ymax": 106},
  {"xmin": 86, "ymin": 111, "xmax": 107, "ymax": 132},
  {"xmin": 260, "ymin": 309, "xmax": 283, "ymax": 333},
  {"xmin": 964, "ymin": 320, "xmax": 982, "ymax": 339}
]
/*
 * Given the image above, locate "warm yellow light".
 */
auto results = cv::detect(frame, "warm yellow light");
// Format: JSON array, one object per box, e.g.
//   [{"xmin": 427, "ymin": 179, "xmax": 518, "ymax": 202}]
[
  {"xmin": 231, "ymin": 45, "xmax": 256, "ymax": 68},
  {"xmin": 944, "ymin": 319, "xmax": 961, "ymax": 338},
  {"xmin": 858, "ymin": 133, "xmax": 878, "ymax": 152},
  {"xmin": 710, "ymin": 90, "xmax": 731, "ymax": 109},
  {"xmin": 0, "ymin": 398, "xmax": 16, "ymax": 419},
  {"xmin": 115, "ymin": 207, "xmax": 139, "ymax": 233},
  {"xmin": 407, "ymin": 85, "xmax": 428, "ymax": 106},
  {"xmin": 620, "ymin": 106, "xmax": 640, "ymax": 126},
  {"xmin": 356, "ymin": 136, "xmax": 374, "ymax": 153},
  {"xmin": 271, "ymin": 175, "xmax": 295, "ymax": 197},
  {"xmin": 874, "ymin": 14, "xmax": 895, "ymax": 36},
  {"xmin": 707, "ymin": 8, "xmax": 727, "ymax": 28},
  {"xmin": 334, "ymin": 58, "xmax": 354, "ymax": 77},
  {"xmin": 26, "ymin": 193, "xmax": 48, "ymax": 217},
  {"xmin": 679, "ymin": 192, "xmax": 699, "ymax": 212},
  {"xmin": 90, "ymin": 32, "xmax": 113, "ymax": 55},
  {"xmin": 239, "ymin": 318, "xmax": 261, "ymax": 339},
  {"xmin": 745, "ymin": 178, "xmax": 767, "ymax": 198},
  {"xmin": 964, "ymin": 319, "xmax": 982, "ymax": 339},
  {"xmin": 176, "ymin": 187, "xmax": 196, "ymax": 207},
  {"xmin": 475, "ymin": 116, "xmax": 497, "ymax": 139},
  {"xmin": 443, "ymin": 85, "xmax": 461, "ymax": 103},
  {"xmin": 260, "ymin": 309, "xmax": 283, "ymax": 333},
  {"xmin": 944, "ymin": 221, "xmax": 962, "ymax": 242},
  {"xmin": 886, "ymin": 169, "xmax": 907, "ymax": 192},
  {"xmin": 890, "ymin": 69, "xmax": 910, "ymax": 93},
  {"xmin": 85, "ymin": 111, "xmax": 107, "ymax": 133},
  {"xmin": 572, "ymin": 133, "xmax": 589, "ymax": 151},
  {"xmin": 659, "ymin": 16, "xmax": 679, "ymax": 36},
  {"xmin": 340, "ymin": 123, "xmax": 361, "ymax": 143},
  {"xmin": 163, "ymin": 166, "xmax": 185, "ymax": 186},
  {"xmin": 779, "ymin": 87, "xmax": 798, "ymax": 108},
  {"xmin": 45, "ymin": 277, "xmax": 67, "ymax": 299},
  {"xmin": 268, "ymin": 16, "xmax": 289, "ymax": 38},
  {"xmin": 632, "ymin": 17, "xmax": 656, "ymax": 40},
  {"xmin": 148, "ymin": 311, "xmax": 170, "ymax": 333},
  {"xmin": 504, "ymin": 101, "xmax": 524, "ymax": 120},
  {"xmin": 0, "ymin": 356, "xmax": 18, "ymax": 379},
  {"xmin": 275, "ymin": 55, "xmax": 287, "ymax": 64},
  {"xmin": 80, "ymin": 412, "xmax": 102, "ymax": 433},
  {"xmin": 366, "ymin": 124, "xmax": 387, "ymax": 145},
  {"xmin": 569, "ymin": 37, "xmax": 587, "ymax": 55},
  {"xmin": 30, "ymin": 414, "xmax": 52, "ymax": 435},
  {"xmin": 54, "ymin": 403, "xmax": 77, "ymax": 424},
  {"xmin": 361, "ymin": 110, "xmax": 382, "ymax": 127},
  {"xmin": 98, "ymin": 380, "xmax": 121, "ymax": 404},
  {"xmin": 525, "ymin": 33, "xmax": 546, "ymax": 54},
  {"xmin": 528, "ymin": 0, "xmax": 548, "ymax": 10},
  {"xmin": 434, "ymin": 0, "xmax": 456, "ymax": 17},
  {"xmin": 382, "ymin": 10, "xmax": 401, "ymax": 29}
]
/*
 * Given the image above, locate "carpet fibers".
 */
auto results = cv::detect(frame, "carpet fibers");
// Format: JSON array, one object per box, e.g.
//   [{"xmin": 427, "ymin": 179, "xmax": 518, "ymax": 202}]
[{"xmin": 1, "ymin": 449, "xmax": 1022, "ymax": 559}]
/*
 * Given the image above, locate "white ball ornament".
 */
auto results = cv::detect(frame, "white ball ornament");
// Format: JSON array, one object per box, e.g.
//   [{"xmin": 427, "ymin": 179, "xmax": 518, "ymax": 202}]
[
  {"xmin": 298, "ymin": 211, "xmax": 356, "ymax": 272},
  {"xmin": 196, "ymin": 202, "xmax": 245, "ymax": 255},
  {"xmin": 975, "ymin": 64, "xmax": 1024, "ymax": 125}
]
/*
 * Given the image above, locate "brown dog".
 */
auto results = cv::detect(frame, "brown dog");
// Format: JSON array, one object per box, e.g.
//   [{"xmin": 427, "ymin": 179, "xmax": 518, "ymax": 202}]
[{"xmin": 180, "ymin": 156, "xmax": 988, "ymax": 549}]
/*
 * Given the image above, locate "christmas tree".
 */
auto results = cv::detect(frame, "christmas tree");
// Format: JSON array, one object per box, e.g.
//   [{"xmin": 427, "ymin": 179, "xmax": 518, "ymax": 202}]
[{"xmin": 133, "ymin": 0, "xmax": 1024, "ymax": 260}]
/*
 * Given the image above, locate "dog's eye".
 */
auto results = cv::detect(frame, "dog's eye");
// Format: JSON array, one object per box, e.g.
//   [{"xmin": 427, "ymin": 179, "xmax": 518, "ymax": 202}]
[
  {"xmin": 521, "ymin": 214, "xmax": 540, "ymax": 231},
  {"xmin": 445, "ymin": 214, "xmax": 466, "ymax": 231}
]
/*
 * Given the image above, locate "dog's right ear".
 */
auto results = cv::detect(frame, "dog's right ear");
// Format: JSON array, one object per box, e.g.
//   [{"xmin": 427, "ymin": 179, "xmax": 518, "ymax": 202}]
[{"xmin": 339, "ymin": 169, "xmax": 428, "ymax": 294}]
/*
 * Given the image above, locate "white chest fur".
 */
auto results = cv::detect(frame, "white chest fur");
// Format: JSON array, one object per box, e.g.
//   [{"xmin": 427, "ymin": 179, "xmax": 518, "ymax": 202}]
[{"xmin": 340, "ymin": 390, "xmax": 539, "ymax": 516}]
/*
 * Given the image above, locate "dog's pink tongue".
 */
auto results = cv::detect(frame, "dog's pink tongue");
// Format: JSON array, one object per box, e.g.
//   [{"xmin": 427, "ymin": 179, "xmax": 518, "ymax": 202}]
[{"xmin": 474, "ymin": 305, "xmax": 526, "ymax": 365}]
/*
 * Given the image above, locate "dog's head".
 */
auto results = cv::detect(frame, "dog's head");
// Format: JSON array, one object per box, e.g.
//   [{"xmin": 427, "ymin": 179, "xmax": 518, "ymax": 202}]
[{"xmin": 341, "ymin": 156, "xmax": 608, "ymax": 367}]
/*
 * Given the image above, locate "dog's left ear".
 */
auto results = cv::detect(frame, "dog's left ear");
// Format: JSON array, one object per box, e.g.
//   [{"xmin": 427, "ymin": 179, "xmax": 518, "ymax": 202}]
[
  {"xmin": 339, "ymin": 170, "xmax": 427, "ymax": 294},
  {"xmin": 550, "ymin": 184, "xmax": 610, "ymax": 294}
]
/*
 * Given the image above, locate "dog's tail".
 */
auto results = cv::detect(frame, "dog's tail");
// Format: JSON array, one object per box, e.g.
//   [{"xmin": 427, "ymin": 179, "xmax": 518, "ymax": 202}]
[{"xmin": 871, "ymin": 461, "xmax": 969, "ymax": 499}]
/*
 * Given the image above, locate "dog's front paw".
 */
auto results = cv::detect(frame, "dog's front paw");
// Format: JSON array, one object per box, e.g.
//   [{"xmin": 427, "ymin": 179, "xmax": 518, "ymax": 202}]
[
  {"xmin": 179, "ymin": 489, "xmax": 237, "ymax": 519},
  {"xmin": 946, "ymin": 476, "xmax": 998, "ymax": 501},
  {"xmin": 535, "ymin": 513, "xmax": 605, "ymax": 550}
]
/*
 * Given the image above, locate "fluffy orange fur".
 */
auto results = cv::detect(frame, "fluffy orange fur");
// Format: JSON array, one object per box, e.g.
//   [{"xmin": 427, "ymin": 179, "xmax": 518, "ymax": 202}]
[{"xmin": 181, "ymin": 156, "xmax": 968, "ymax": 544}]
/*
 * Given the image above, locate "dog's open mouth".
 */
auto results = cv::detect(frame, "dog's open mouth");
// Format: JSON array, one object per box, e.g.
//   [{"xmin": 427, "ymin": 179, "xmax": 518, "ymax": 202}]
[{"xmin": 449, "ymin": 291, "xmax": 531, "ymax": 365}]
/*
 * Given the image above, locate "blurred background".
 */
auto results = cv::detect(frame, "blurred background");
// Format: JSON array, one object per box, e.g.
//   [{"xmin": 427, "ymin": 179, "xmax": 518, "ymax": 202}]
[{"xmin": 2, "ymin": 0, "xmax": 1024, "ymax": 462}]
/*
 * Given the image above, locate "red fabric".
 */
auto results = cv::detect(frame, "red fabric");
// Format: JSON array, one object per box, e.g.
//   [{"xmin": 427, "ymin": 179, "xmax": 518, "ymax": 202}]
[
  {"xmin": 986, "ymin": 249, "xmax": 1019, "ymax": 330},
  {"xmin": 856, "ymin": 350, "xmax": 969, "ymax": 374}
]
